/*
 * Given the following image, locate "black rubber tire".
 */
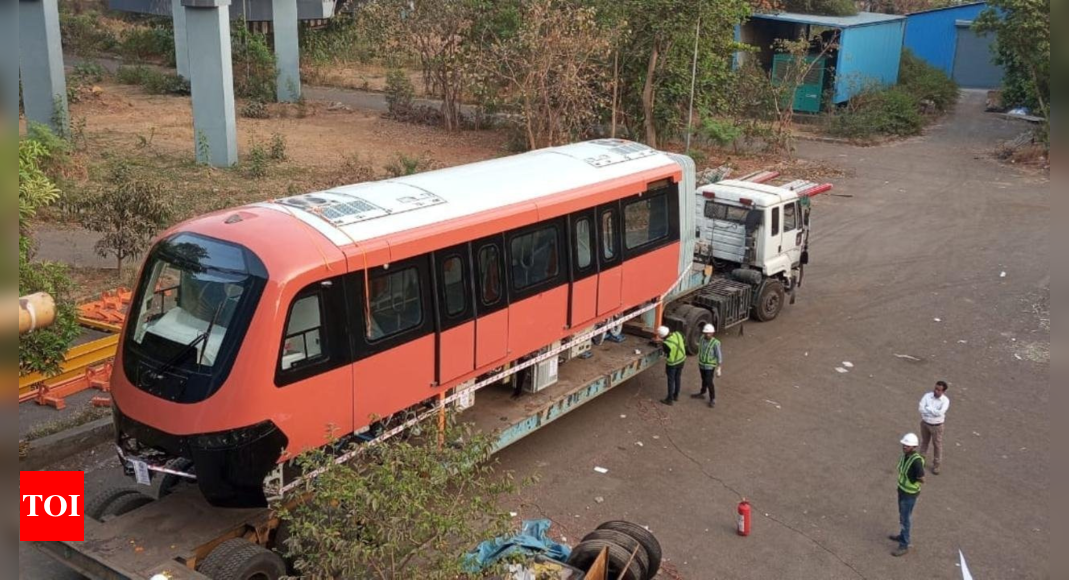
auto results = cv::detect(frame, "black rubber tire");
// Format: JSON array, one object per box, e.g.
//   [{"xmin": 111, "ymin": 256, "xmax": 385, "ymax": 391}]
[
  {"xmin": 567, "ymin": 539, "xmax": 647, "ymax": 580},
  {"xmin": 580, "ymin": 529, "xmax": 651, "ymax": 579},
  {"xmin": 597, "ymin": 520, "xmax": 663, "ymax": 579},
  {"xmin": 198, "ymin": 538, "xmax": 286, "ymax": 580},
  {"xmin": 681, "ymin": 305, "xmax": 713, "ymax": 355},
  {"xmin": 85, "ymin": 486, "xmax": 141, "ymax": 521},
  {"xmin": 753, "ymin": 279, "xmax": 785, "ymax": 322},
  {"xmin": 99, "ymin": 490, "xmax": 153, "ymax": 520}
]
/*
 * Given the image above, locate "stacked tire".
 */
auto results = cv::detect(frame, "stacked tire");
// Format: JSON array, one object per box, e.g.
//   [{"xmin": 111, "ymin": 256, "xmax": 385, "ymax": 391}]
[{"xmin": 566, "ymin": 520, "xmax": 662, "ymax": 580}]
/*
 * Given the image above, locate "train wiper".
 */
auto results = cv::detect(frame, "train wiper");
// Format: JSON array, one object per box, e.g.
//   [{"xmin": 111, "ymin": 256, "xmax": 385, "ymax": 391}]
[{"xmin": 141, "ymin": 299, "xmax": 227, "ymax": 387}]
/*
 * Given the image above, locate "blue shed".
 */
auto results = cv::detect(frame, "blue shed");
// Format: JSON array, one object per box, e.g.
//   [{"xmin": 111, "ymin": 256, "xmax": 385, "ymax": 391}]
[
  {"xmin": 739, "ymin": 11, "xmax": 907, "ymax": 110},
  {"xmin": 904, "ymin": 2, "xmax": 1003, "ymax": 88}
]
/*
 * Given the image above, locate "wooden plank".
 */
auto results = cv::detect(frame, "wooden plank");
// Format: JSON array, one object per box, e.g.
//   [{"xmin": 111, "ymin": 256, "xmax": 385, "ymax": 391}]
[{"xmin": 586, "ymin": 547, "xmax": 609, "ymax": 580}]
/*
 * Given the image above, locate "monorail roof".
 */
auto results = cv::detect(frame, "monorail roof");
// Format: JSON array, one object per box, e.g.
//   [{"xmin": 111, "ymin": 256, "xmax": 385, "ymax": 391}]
[{"xmin": 255, "ymin": 140, "xmax": 681, "ymax": 248}]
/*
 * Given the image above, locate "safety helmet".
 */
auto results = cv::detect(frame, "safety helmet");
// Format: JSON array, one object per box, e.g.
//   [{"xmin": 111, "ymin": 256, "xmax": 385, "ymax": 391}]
[
  {"xmin": 656, "ymin": 326, "xmax": 670, "ymax": 338},
  {"xmin": 900, "ymin": 433, "xmax": 919, "ymax": 447},
  {"xmin": 702, "ymin": 324, "xmax": 715, "ymax": 334}
]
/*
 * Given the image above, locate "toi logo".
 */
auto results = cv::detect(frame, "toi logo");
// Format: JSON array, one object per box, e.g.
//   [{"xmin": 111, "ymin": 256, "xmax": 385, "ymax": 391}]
[{"xmin": 20, "ymin": 471, "xmax": 85, "ymax": 541}]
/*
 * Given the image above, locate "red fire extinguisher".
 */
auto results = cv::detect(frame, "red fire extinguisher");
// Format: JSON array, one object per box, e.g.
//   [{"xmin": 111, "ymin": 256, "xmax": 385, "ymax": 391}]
[{"xmin": 737, "ymin": 498, "xmax": 751, "ymax": 536}]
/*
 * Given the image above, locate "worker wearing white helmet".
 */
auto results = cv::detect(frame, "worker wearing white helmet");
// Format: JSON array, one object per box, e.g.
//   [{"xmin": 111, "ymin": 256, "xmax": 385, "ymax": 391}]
[
  {"xmin": 655, "ymin": 325, "xmax": 686, "ymax": 406},
  {"xmin": 690, "ymin": 323, "xmax": 723, "ymax": 408},
  {"xmin": 889, "ymin": 432, "xmax": 926, "ymax": 557}
]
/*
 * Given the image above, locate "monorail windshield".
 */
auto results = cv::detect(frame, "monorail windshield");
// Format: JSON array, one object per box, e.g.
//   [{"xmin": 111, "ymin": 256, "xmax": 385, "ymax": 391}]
[{"xmin": 123, "ymin": 233, "xmax": 267, "ymax": 404}]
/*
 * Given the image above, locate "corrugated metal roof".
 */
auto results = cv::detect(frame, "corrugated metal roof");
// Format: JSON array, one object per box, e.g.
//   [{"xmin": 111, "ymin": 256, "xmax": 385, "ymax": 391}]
[
  {"xmin": 907, "ymin": 2, "xmax": 986, "ymax": 16},
  {"xmin": 752, "ymin": 10, "xmax": 906, "ymax": 28}
]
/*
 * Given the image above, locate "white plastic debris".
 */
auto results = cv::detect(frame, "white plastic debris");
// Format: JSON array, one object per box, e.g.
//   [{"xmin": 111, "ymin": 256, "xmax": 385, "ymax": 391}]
[
  {"xmin": 594, "ymin": 496, "xmax": 604, "ymax": 504},
  {"xmin": 842, "ymin": 361, "xmax": 854, "ymax": 368},
  {"xmin": 594, "ymin": 466, "xmax": 609, "ymax": 474},
  {"xmin": 894, "ymin": 354, "xmax": 920, "ymax": 361},
  {"xmin": 509, "ymin": 512, "xmax": 518, "ymax": 517},
  {"xmin": 1000, "ymin": 271, "xmax": 1006, "ymax": 278},
  {"xmin": 634, "ymin": 349, "xmax": 642, "ymax": 355},
  {"xmin": 764, "ymin": 399, "xmax": 782, "ymax": 409},
  {"xmin": 835, "ymin": 367, "xmax": 849, "ymax": 373},
  {"xmin": 619, "ymin": 414, "xmax": 627, "ymax": 419},
  {"xmin": 934, "ymin": 317, "xmax": 942, "ymax": 322},
  {"xmin": 652, "ymin": 435, "xmax": 660, "ymax": 440},
  {"xmin": 635, "ymin": 441, "xmax": 644, "ymax": 447},
  {"xmin": 958, "ymin": 340, "xmax": 968, "ymax": 344}
]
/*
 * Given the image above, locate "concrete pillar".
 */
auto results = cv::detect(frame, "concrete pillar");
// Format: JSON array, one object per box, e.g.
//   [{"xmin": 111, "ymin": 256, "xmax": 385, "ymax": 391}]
[
  {"xmin": 2, "ymin": 0, "xmax": 18, "ymax": 128},
  {"xmin": 171, "ymin": 0, "xmax": 190, "ymax": 79},
  {"xmin": 184, "ymin": 0, "xmax": 237, "ymax": 167},
  {"xmin": 18, "ymin": 0, "xmax": 68, "ymax": 135},
  {"xmin": 272, "ymin": 0, "xmax": 301, "ymax": 102}
]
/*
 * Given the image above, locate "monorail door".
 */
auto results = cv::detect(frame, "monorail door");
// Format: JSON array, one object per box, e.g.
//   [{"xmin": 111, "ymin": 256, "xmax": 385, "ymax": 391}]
[
  {"xmin": 596, "ymin": 204, "xmax": 623, "ymax": 316},
  {"xmin": 472, "ymin": 235, "xmax": 509, "ymax": 368},
  {"xmin": 433, "ymin": 244, "xmax": 476, "ymax": 385},
  {"xmin": 568, "ymin": 210, "xmax": 597, "ymax": 328}
]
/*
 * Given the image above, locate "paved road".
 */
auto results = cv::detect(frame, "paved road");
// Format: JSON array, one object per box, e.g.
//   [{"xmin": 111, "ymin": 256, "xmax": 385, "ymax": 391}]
[{"xmin": 19, "ymin": 91, "xmax": 1048, "ymax": 579}]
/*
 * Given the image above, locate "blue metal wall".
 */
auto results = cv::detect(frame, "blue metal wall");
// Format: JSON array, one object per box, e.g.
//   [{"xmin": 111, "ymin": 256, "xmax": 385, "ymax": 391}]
[
  {"xmin": 904, "ymin": 3, "xmax": 988, "ymax": 75},
  {"xmin": 834, "ymin": 20, "xmax": 906, "ymax": 103}
]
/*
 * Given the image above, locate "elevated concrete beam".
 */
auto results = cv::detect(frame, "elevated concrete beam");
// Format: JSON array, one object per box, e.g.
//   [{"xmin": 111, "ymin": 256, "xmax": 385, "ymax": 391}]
[
  {"xmin": 184, "ymin": 0, "xmax": 237, "ymax": 167},
  {"xmin": 18, "ymin": 0, "xmax": 68, "ymax": 134},
  {"xmin": 273, "ymin": 0, "xmax": 300, "ymax": 102}
]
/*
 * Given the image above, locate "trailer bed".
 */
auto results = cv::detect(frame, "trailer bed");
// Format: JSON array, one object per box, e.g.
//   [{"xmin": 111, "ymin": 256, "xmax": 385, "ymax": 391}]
[{"xmin": 37, "ymin": 338, "xmax": 662, "ymax": 579}]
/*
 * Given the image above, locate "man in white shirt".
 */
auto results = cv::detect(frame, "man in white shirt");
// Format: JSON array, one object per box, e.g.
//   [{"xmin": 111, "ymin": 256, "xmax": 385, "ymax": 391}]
[{"xmin": 918, "ymin": 380, "xmax": 950, "ymax": 474}]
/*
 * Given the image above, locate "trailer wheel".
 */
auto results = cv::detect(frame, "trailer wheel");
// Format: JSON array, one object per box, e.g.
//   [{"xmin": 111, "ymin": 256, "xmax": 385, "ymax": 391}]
[
  {"xmin": 199, "ymin": 538, "xmax": 286, "ymax": 580},
  {"xmin": 580, "ymin": 529, "xmax": 651, "ymax": 578},
  {"xmin": 98, "ymin": 489, "xmax": 153, "ymax": 520},
  {"xmin": 596, "ymin": 520, "xmax": 663, "ymax": 578},
  {"xmin": 753, "ymin": 280, "xmax": 785, "ymax": 322},
  {"xmin": 85, "ymin": 486, "xmax": 143, "ymax": 521},
  {"xmin": 678, "ymin": 305, "xmax": 713, "ymax": 355},
  {"xmin": 567, "ymin": 539, "xmax": 647, "ymax": 580}
]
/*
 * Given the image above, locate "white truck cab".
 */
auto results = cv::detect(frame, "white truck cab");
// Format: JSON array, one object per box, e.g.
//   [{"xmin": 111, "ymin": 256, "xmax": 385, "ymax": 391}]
[{"xmin": 694, "ymin": 179, "xmax": 810, "ymax": 278}]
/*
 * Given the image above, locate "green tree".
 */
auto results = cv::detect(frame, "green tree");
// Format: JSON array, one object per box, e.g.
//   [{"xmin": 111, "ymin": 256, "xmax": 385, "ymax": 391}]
[
  {"xmin": 596, "ymin": 0, "xmax": 751, "ymax": 148},
  {"xmin": 79, "ymin": 163, "xmax": 173, "ymax": 277},
  {"xmin": 278, "ymin": 418, "xmax": 516, "ymax": 579},
  {"xmin": 18, "ymin": 127, "xmax": 80, "ymax": 377},
  {"xmin": 975, "ymin": 0, "xmax": 1049, "ymax": 137}
]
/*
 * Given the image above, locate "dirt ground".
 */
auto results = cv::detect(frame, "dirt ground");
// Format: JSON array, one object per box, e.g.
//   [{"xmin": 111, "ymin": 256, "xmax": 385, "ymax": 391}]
[{"xmin": 18, "ymin": 91, "xmax": 1047, "ymax": 579}]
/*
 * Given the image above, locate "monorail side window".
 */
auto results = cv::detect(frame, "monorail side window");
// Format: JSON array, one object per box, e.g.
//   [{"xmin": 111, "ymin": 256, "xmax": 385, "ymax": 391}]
[
  {"xmin": 477, "ymin": 245, "xmax": 503, "ymax": 306},
  {"xmin": 510, "ymin": 225, "xmax": 559, "ymax": 290},
  {"xmin": 280, "ymin": 294, "xmax": 324, "ymax": 370},
  {"xmin": 575, "ymin": 218, "xmax": 593, "ymax": 270},
  {"xmin": 441, "ymin": 256, "xmax": 466, "ymax": 317},
  {"xmin": 601, "ymin": 209, "xmax": 618, "ymax": 262},
  {"xmin": 623, "ymin": 194, "xmax": 669, "ymax": 250},
  {"xmin": 367, "ymin": 267, "xmax": 423, "ymax": 341}
]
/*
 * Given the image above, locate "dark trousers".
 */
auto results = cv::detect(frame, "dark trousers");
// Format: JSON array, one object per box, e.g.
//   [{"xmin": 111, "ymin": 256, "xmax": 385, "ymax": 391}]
[
  {"xmin": 699, "ymin": 368, "xmax": 716, "ymax": 402},
  {"xmin": 665, "ymin": 364, "xmax": 683, "ymax": 400},
  {"xmin": 897, "ymin": 491, "xmax": 918, "ymax": 548}
]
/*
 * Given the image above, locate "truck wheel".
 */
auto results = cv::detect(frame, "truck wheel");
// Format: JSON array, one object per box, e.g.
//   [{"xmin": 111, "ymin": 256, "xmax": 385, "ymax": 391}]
[
  {"xmin": 567, "ymin": 539, "xmax": 647, "ymax": 580},
  {"xmin": 754, "ymin": 280, "xmax": 785, "ymax": 322},
  {"xmin": 85, "ymin": 486, "xmax": 141, "ymax": 521},
  {"xmin": 679, "ymin": 305, "xmax": 713, "ymax": 355},
  {"xmin": 596, "ymin": 520, "xmax": 663, "ymax": 578},
  {"xmin": 580, "ymin": 529, "xmax": 651, "ymax": 578},
  {"xmin": 199, "ymin": 538, "xmax": 286, "ymax": 580}
]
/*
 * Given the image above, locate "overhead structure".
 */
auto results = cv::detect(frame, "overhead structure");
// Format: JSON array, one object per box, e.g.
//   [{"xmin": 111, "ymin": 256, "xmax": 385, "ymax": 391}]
[
  {"xmin": 184, "ymin": 0, "xmax": 238, "ymax": 167},
  {"xmin": 18, "ymin": 0, "xmax": 68, "ymax": 134},
  {"xmin": 171, "ymin": 0, "xmax": 190, "ymax": 78},
  {"xmin": 272, "ymin": 0, "xmax": 300, "ymax": 102}
]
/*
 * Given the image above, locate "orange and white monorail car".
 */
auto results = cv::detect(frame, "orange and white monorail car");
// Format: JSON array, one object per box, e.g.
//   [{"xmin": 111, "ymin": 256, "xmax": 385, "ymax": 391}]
[{"xmin": 112, "ymin": 140, "xmax": 695, "ymax": 506}]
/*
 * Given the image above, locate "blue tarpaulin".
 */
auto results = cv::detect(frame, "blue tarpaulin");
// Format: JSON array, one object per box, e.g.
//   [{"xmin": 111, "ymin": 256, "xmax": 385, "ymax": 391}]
[{"xmin": 465, "ymin": 519, "xmax": 571, "ymax": 571}]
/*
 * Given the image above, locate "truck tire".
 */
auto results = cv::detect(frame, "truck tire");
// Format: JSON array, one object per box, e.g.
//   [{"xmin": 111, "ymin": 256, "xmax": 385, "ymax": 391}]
[
  {"xmin": 596, "ymin": 520, "xmax": 663, "ymax": 578},
  {"xmin": 580, "ymin": 529, "xmax": 651, "ymax": 578},
  {"xmin": 678, "ymin": 305, "xmax": 713, "ymax": 355},
  {"xmin": 753, "ymin": 280, "xmax": 785, "ymax": 322},
  {"xmin": 198, "ymin": 538, "xmax": 286, "ymax": 580},
  {"xmin": 85, "ymin": 486, "xmax": 141, "ymax": 521},
  {"xmin": 567, "ymin": 539, "xmax": 647, "ymax": 580},
  {"xmin": 98, "ymin": 490, "xmax": 153, "ymax": 520}
]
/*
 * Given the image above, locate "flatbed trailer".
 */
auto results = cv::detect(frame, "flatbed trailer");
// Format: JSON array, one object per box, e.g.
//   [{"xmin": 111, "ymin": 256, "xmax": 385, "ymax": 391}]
[{"xmin": 36, "ymin": 338, "xmax": 662, "ymax": 580}]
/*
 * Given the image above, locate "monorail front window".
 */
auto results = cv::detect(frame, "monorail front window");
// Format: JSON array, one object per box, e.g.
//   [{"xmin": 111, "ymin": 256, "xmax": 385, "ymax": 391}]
[{"xmin": 124, "ymin": 233, "xmax": 266, "ymax": 403}]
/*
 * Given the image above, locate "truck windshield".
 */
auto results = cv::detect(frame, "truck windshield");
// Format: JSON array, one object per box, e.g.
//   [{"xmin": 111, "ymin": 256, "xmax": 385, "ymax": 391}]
[
  {"xmin": 704, "ymin": 201, "xmax": 750, "ymax": 224},
  {"xmin": 123, "ymin": 233, "xmax": 267, "ymax": 403}
]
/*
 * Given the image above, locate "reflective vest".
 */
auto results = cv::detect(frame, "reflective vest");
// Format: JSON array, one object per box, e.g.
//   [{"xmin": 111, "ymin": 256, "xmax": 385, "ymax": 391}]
[
  {"xmin": 664, "ymin": 332, "xmax": 686, "ymax": 366},
  {"xmin": 897, "ymin": 452, "xmax": 924, "ymax": 495},
  {"xmin": 698, "ymin": 337, "xmax": 720, "ymax": 369}
]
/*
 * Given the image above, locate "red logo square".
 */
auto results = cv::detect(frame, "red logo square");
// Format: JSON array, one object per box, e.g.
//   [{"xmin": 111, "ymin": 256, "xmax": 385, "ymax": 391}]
[{"xmin": 20, "ymin": 471, "xmax": 85, "ymax": 541}]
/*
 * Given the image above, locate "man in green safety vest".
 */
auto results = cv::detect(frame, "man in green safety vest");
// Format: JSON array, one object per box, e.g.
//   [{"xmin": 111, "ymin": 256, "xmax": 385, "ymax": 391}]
[
  {"xmin": 889, "ymin": 432, "xmax": 925, "ymax": 557},
  {"xmin": 656, "ymin": 325, "xmax": 686, "ymax": 406},
  {"xmin": 690, "ymin": 323, "xmax": 722, "ymax": 408}
]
